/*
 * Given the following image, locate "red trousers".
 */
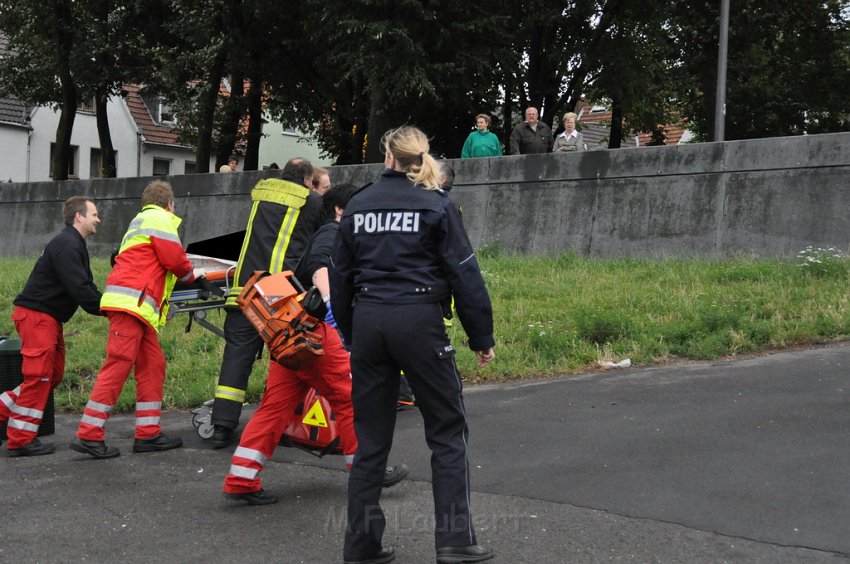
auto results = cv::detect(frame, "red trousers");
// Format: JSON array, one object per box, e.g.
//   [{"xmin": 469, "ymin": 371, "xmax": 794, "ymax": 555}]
[
  {"xmin": 224, "ymin": 323, "xmax": 357, "ymax": 494},
  {"xmin": 1, "ymin": 306, "xmax": 64, "ymax": 449},
  {"xmin": 76, "ymin": 311, "xmax": 166, "ymax": 441}
]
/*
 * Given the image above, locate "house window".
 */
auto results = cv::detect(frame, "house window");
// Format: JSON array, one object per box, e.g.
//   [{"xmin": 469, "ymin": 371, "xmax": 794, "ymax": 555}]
[
  {"xmin": 282, "ymin": 126, "xmax": 301, "ymax": 137},
  {"xmin": 184, "ymin": 161, "xmax": 196, "ymax": 174},
  {"xmin": 78, "ymin": 97, "xmax": 96, "ymax": 113},
  {"xmin": 158, "ymin": 99, "xmax": 175, "ymax": 124},
  {"xmin": 49, "ymin": 143, "xmax": 79, "ymax": 178},
  {"xmin": 89, "ymin": 148, "xmax": 116, "ymax": 178},
  {"xmin": 152, "ymin": 158, "xmax": 171, "ymax": 176},
  {"xmin": 141, "ymin": 91, "xmax": 177, "ymax": 125},
  {"xmin": 90, "ymin": 148, "xmax": 102, "ymax": 178}
]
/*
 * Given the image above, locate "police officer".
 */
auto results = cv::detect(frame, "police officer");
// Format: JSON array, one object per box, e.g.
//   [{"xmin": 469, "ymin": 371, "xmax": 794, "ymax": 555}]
[{"xmin": 331, "ymin": 126, "xmax": 496, "ymax": 564}]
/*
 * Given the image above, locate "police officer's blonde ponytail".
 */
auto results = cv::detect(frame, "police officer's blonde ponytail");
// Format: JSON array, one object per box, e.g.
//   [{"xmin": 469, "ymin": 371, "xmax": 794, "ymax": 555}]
[{"xmin": 381, "ymin": 126, "xmax": 443, "ymax": 190}]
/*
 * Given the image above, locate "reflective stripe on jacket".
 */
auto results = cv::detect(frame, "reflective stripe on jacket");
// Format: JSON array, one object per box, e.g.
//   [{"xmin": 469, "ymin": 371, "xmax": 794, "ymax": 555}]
[
  {"xmin": 225, "ymin": 178, "xmax": 321, "ymax": 306},
  {"xmin": 101, "ymin": 205, "xmax": 193, "ymax": 330}
]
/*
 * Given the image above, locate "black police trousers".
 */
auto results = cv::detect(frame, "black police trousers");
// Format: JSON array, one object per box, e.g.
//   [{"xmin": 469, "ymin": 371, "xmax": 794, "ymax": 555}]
[
  {"xmin": 211, "ymin": 309, "xmax": 264, "ymax": 430},
  {"xmin": 344, "ymin": 302, "xmax": 477, "ymax": 559}
]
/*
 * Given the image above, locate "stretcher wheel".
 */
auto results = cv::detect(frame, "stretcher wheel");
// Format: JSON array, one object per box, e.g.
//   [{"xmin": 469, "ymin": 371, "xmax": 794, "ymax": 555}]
[
  {"xmin": 197, "ymin": 421, "xmax": 214, "ymax": 439},
  {"xmin": 192, "ymin": 413, "xmax": 203, "ymax": 429}
]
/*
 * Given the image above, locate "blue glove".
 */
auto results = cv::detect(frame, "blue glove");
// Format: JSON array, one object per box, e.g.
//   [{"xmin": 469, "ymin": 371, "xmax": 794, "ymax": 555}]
[{"xmin": 324, "ymin": 300, "xmax": 337, "ymax": 329}]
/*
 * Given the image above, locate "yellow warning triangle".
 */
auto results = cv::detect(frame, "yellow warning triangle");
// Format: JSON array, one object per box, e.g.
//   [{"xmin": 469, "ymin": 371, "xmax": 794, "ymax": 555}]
[{"xmin": 302, "ymin": 399, "xmax": 329, "ymax": 428}]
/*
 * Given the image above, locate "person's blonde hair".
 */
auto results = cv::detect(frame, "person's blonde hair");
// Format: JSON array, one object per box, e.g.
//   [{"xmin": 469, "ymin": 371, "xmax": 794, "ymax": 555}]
[
  {"xmin": 381, "ymin": 126, "xmax": 442, "ymax": 190},
  {"xmin": 475, "ymin": 113, "xmax": 491, "ymax": 126},
  {"xmin": 563, "ymin": 111, "xmax": 578, "ymax": 122}
]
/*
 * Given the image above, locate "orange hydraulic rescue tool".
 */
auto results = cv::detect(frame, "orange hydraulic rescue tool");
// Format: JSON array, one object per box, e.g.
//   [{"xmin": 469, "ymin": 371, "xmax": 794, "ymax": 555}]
[{"xmin": 237, "ymin": 270, "xmax": 324, "ymax": 369}]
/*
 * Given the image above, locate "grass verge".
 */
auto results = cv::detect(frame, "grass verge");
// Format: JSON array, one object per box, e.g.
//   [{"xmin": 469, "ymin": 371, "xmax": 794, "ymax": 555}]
[{"xmin": 1, "ymin": 251, "xmax": 848, "ymax": 412}]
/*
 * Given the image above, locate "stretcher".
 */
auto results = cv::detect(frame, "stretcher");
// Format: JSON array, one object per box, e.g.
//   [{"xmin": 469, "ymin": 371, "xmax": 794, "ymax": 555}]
[{"xmin": 170, "ymin": 253, "xmax": 342, "ymax": 457}]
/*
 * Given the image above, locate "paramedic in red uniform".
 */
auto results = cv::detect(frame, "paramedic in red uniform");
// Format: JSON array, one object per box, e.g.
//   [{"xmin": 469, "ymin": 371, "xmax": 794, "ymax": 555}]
[
  {"xmin": 222, "ymin": 183, "xmax": 408, "ymax": 505},
  {"xmin": 70, "ymin": 180, "xmax": 203, "ymax": 459},
  {"xmin": 331, "ymin": 127, "xmax": 496, "ymax": 564},
  {"xmin": 1, "ymin": 197, "xmax": 103, "ymax": 456}
]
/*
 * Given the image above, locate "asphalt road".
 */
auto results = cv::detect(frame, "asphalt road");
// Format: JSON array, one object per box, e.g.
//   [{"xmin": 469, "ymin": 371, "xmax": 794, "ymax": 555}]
[{"xmin": 1, "ymin": 343, "xmax": 848, "ymax": 563}]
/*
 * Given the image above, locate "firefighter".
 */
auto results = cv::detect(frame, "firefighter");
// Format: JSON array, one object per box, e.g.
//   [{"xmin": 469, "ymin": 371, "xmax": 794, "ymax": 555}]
[
  {"xmin": 223, "ymin": 184, "xmax": 409, "ymax": 505},
  {"xmin": 208, "ymin": 158, "xmax": 324, "ymax": 449},
  {"xmin": 70, "ymin": 180, "xmax": 203, "ymax": 459},
  {"xmin": 331, "ymin": 126, "xmax": 496, "ymax": 564},
  {"xmin": 1, "ymin": 197, "xmax": 103, "ymax": 456}
]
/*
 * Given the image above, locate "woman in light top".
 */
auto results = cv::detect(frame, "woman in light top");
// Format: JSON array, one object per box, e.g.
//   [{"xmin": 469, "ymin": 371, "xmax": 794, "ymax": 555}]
[
  {"xmin": 554, "ymin": 111, "xmax": 586, "ymax": 152},
  {"xmin": 460, "ymin": 113, "xmax": 503, "ymax": 158}
]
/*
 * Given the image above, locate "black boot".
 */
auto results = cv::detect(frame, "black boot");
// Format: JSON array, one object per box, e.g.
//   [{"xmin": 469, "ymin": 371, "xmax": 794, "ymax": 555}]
[
  {"xmin": 210, "ymin": 425, "xmax": 234, "ymax": 449},
  {"xmin": 382, "ymin": 464, "xmax": 409, "ymax": 488},
  {"xmin": 223, "ymin": 488, "xmax": 279, "ymax": 505},
  {"xmin": 70, "ymin": 437, "xmax": 120, "ymax": 459},
  {"xmin": 8, "ymin": 438, "xmax": 55, "ymax": 457},
  {"xmin": 133, "ymin": 433, "xmax": 183, "ymax": 453}
]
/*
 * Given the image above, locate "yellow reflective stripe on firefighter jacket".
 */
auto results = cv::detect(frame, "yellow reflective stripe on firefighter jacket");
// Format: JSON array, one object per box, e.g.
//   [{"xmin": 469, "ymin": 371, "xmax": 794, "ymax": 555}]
[
  {"xmin": 101, "ymin": 205, "xmax": 194, "ymax": 331},
  {"xmin": 225, "ymin": 177, "xmax": 323, "ymax": 306}
]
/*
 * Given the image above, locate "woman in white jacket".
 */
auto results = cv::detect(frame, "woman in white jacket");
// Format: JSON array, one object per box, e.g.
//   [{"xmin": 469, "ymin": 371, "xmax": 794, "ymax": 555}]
[{"xmin": 553, "ymin": 111, "xmax": 586, "ymax": 152}]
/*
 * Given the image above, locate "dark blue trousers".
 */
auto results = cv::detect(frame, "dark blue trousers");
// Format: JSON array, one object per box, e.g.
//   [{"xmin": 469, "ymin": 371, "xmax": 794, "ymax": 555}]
[{"xmin": 344, "ymin": 302, "xmax": 476, "ymax": 559}]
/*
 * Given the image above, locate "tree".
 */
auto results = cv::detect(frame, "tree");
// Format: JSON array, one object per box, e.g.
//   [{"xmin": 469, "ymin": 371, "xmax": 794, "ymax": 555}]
[
  {"xmin": 0, "ymin": 0, "xmax": 156, "ymax": 179},
  {"xmin": 264, "ymin": 0, "xmax": 513, "ymax": 163},
  {"xmin": 672, "ymin": 0, "xmax": 850, "ymax": 140},
  {"xmin": 151, "ymin": 0, "xmax": 234, "ymax": 173},
  {"xmin": 0, "ymin": 0, "xmax": 80, "ymax": 180},
  {"xmin": 583, "ymin": 1, "xmax": 679, "ymax": 147},
  {"xmin": 75, "ymin": 0, "xmax": 160, "ymax": 177}
]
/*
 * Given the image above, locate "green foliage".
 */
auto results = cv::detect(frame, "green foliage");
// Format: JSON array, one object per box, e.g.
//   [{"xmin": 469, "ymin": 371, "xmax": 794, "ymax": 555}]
[
  {"xmin": 3, "ymin": 0, "xmax": 849, "ymax": 168},
  {"xmin": 4, "ymin": 254, "xmax": 850, "ymax": 410},
  {"xmin": 671, "ymin": 0, "xmax": 850, "ymax": 140}
]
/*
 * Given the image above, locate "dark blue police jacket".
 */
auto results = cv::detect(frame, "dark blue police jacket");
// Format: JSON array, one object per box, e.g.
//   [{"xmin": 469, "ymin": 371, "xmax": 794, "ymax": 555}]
[{"xmin": 330, "ymin": 169, "xmax": 494, "ymax": 352}]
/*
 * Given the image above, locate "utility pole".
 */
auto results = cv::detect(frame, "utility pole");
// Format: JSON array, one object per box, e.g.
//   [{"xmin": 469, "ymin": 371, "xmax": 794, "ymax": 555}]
[{"xmin": 714, "ymin": 0, "xmax": 730, "ymax": 142}]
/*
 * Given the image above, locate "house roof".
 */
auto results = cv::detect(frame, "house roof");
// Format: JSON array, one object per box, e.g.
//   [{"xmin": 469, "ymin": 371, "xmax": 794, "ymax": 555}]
[
  {"xmin": 576, "ymin": 104, "xmax": 689, "ymax": 148},
  {"xmin": 0, "ymin": 97, "xmax": 31, "ymax": 128},
  {"xmin": 0, "ymin": 32, "xmax": 32, "ymax": 129},
  {"xmin": 122, "ymin": 83, "xmax": 187, "ymax": 147}
]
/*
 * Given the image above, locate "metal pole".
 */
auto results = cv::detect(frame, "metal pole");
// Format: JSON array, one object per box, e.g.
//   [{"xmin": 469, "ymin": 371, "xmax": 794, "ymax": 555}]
[{"xmin": 714, "ymin": 0, "xmax": 730, "ymax": 142}]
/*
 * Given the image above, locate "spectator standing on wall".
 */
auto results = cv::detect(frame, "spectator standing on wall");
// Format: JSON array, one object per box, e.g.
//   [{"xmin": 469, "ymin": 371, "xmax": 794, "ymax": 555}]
[
  {"xmin": 461, "ymin": 114, "xmax": 503, "ymax": 158},
  {"xmin": 553, "ymin": 112, "xmax": 586, "ymax": 152},
  {"xmin": 509, "ymin": 107, "xmax": 553, "ymax": 155}
]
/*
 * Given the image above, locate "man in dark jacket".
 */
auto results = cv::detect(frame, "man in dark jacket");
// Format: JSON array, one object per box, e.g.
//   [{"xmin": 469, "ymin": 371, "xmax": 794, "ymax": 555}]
[
  {"xmin": 209, "ymin": 158, "xmax": 324, "ymax": 448},
  {"xmin": 1, "ymin": 197, "xmax": 103, "ymax": 456},
  {"xmin": 509, "ymin": 107, "xmax": 554, "ymax": 154}
]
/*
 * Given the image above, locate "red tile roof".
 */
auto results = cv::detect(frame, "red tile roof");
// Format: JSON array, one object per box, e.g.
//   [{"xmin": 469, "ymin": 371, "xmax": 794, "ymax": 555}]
[
  {"xmin": 577, "ymin": 106, "xmax": 689, "ymax": 147},
  {"xmin": 123, "ymin": 84, "xmax": 186, "ymax": 147}
]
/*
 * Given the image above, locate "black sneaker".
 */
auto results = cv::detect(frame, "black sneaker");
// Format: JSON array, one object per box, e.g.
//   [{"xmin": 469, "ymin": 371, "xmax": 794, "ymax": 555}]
[
  {"xmin": 8, "ymin": 438, "xmax": 55, "ymax": 457},
  {"xmin": 133, "ymin": 433, "xmax": 183, "ymax": 453},
  {"xmin": 382, "ymin": 464, "xmax": 409, "ymax": 488},
  {"xmin": 70, "ymin": 437, "xmax": 121, "ymax": 459},
  {"xmin": 210, "ymin": 426, "xmax": 234, "ymax": 449},
  {"xmin": 223, "ymin": 488, "xmax": 279, "ymax": 505}
]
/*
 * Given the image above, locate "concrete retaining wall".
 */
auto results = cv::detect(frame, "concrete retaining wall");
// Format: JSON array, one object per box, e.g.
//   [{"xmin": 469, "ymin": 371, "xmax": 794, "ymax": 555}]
[{"xmin": 1, "ymin": 132, "xmax": 848, "ymax": 258}]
